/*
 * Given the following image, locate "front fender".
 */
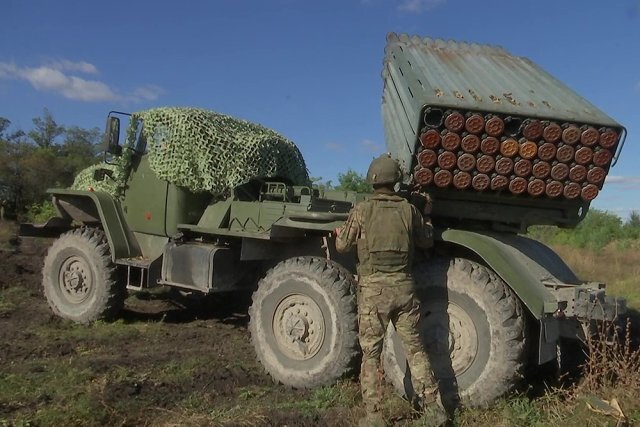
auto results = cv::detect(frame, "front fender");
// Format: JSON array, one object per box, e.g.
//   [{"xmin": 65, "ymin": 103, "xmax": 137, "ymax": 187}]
[
  {"xmin": 438, "ymin": 229, "xmax": 579, "ymax": 319},
  {"xmin": 48, "ymin": 188, "xmax": 140, "ymax": 261}
]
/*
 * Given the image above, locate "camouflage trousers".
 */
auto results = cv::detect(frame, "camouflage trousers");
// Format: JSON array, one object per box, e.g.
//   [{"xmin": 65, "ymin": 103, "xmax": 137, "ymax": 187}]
[{"xmin": 358, "ymin": 272, "xmax": 437, "ymax": 414}]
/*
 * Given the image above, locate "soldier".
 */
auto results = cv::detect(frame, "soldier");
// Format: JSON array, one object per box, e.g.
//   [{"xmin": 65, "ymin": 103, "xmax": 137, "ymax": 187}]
[{"xmin": 335, "ymin": 154, "xmax": 447, "ymax": 427}]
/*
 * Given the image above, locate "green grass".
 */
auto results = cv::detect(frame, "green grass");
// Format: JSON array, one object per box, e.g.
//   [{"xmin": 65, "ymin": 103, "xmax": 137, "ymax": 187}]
[
  {"xmin": 0, "ymin": 360, "xmax": 107, "ymax": 427},
  {"xmin": 275, "ymin": 382, "xmax": 358, "ymax": 413},
  {"xmin": 0, "ymin": 287, "xmax": 31, "ymax": 316},
  {"xmin": 0, "ymin": 221, "xmax": 17, "ymax": 250}
]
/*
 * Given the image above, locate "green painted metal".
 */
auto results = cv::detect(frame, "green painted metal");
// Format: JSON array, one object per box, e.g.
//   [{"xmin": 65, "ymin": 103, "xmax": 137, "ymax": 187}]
[
  {"xmin": 196, "ymin": 200, "xmax": 233, "ymax": 230},
  {"xmin": 121, "ymin": 156, "xmax": 169, "ymax": 236},
  {"xmin": 439, "ymin": 229, "xmax": 570, "ymax": 318},
  {"xmin": 132, "ymin": 232, "xmax": 169, "ymax": 261},
  {"xmin": 49, "ymin": 189, "xmax": 141, "ymax": 261},
  {"xmin": 165, "ymin": 184, "xmax": 211, "ymax": 236},
  {"xmin": 181, "ymin": 198, "xmax": 348, "ymax": 239}
]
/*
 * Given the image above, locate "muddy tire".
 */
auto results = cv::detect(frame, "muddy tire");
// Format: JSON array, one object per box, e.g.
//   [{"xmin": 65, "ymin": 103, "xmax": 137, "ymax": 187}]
[
  {"xmin": 43, "ymin": 228, "xmax": 124, "ymax": 324},
  {"xmin": 249, "ymin": 256, "xmax": 358, "ymax": 388},
  {"xmin": 383, "ymin": 257, "xmax": 526, "ymax": 407}
]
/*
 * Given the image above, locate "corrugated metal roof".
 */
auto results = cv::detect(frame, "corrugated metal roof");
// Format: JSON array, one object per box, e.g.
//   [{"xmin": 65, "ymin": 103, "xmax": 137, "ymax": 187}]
[{"xmin": 381, "ymin": 32, "xmax": 623, "ymax": 175}]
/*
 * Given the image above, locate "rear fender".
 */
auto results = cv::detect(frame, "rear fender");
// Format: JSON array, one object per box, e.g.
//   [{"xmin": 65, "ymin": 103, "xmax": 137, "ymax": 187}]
[
  {"xmin": 49, "ymin": 189, "xmax": 140, "ymax": 260},
  {"xmin": 438, "ymin": 229, "xmax": 577, "ymax": 319}
]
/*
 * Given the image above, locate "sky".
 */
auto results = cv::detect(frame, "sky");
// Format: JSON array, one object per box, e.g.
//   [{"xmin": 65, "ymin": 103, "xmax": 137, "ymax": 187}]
[{"xmin": 1, "ymin": 0, "xmax": 639, "ymax": 218}]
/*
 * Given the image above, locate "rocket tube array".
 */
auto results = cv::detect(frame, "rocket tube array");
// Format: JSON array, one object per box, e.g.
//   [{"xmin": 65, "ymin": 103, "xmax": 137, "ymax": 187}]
[{"xmin": 414, "ymin": 109, "xmax": 619, "ymax": 201}]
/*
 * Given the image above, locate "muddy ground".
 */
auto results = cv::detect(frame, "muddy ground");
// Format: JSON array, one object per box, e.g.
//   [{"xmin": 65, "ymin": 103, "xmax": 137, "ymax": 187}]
[{"xmin": 0, "ymin": 230, "xmax": 416, "ymax": 427}]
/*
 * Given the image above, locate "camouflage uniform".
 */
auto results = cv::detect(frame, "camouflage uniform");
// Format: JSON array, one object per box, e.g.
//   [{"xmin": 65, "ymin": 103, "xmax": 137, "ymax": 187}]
[{"xmin": 336, "ymin": 191, "xmax": 437, "ymax": 415}]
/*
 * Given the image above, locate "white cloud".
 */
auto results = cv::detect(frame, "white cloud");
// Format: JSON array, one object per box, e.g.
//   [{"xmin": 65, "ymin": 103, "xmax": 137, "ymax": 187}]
[
  {"xmin": 0, "ymin": 60, "xmax": 162, "ymax": 103},
  {"xmin": 130, "ymin": 85, "xmax": 164, "ymax": 102},
  {"xmin": 604, "ymin": 175, "xmax": 640, "ymax": 188},
  {"xmin": 360, "ymin": 139, "xmax": 384, "ymax": 153},
  {"xmin": 48, "ymin": 59, "xmax": 98, "ymax": 75},
  {"xmin": 398, "ymin": 0, "xmax": 446, "ymax": 13}
]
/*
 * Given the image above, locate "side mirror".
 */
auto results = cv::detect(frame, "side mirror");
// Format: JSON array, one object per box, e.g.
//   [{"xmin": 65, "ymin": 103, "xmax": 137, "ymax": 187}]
[{"xmin": 104, "ymin": 117, "xmax": 122, "ymax": 155}]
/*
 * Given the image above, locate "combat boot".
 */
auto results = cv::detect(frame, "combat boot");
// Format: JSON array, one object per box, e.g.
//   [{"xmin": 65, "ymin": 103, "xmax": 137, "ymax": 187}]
[{"xmin": 412, "ymin": 392, "xmax": 449, "ymax": 427}]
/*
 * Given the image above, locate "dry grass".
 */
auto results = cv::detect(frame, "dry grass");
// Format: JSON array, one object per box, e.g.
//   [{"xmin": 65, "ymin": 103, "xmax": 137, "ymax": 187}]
[
  {"xmin": 580, "ymin": 318, "xmax": 640, "ymax": 394},
  {"xmin": 551, "ymin": 243, "xmax": 640, "ymax": 309}
]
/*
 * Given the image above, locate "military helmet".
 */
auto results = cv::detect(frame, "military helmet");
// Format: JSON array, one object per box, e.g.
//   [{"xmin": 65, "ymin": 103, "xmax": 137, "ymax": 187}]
[{"xmin": 366, "ymin": 154, "xmax": 402, "ymax": 185}]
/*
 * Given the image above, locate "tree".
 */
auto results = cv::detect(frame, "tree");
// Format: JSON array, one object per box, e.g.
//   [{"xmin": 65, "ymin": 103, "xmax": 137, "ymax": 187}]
[
  {"xmin": 572, "ymin": 209, "xmax": 623, "ymax": 249},
  {"xmin": 623, "ymin": 210, "xmax": 640, "ymax": 239},
  {"xmin": 335, "ymin": 169, "xmax": 372, "ymax": 193},
  {"xmin": 28, "ymin": 108, "xmax": 65, "ymax": 148},
  {"xmin": 58, "ymin": 126, "xmax": 101, "ymax": 183},
  {"xmin": 0, "ymin": 110, "xmax": 101, "ymax": 217},
  {"xmin": 627, "ymin": 210, "xmax": 640, "ymax": 228},
  {"xmin": 310, "ymin": 176, "xmax": 333, "ymax": 192},
  {"xmin": 0, "ymin": 117, "xmax": 10, "ymax": 139}
]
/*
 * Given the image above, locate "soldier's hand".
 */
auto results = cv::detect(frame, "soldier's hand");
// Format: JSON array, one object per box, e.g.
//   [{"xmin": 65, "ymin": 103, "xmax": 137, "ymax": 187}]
[{"xmin": 411, "ymin": 191, "xmax": 433, "ymax": 215}]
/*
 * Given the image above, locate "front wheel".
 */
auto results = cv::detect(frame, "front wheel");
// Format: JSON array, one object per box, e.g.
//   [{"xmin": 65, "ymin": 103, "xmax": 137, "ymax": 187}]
[
  {"xmin": 383, "ymin": 257, "xmax": 527, "ymax": 407},
  {"xmin": 248, "ymin": 256, "xmax": 358, "ymax": 388},
  {"xmin": 42, "ymin": 228, "xmax": 124, "ymax": 324}
]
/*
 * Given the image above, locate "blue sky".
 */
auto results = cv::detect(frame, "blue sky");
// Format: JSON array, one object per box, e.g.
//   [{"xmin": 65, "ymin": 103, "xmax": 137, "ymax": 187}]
[{"xmin": 1, "ymin": 0, "xmax": 639, "ymax": 217}]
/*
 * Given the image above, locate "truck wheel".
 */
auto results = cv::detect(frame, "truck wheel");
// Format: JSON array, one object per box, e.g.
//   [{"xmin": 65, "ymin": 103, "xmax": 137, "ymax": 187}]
[
  {"xmin": 43, "ymin": 228, "xmax": 124, "ymax": 324},
  {"xmin": 383, "ymin": 257, "xmax": 526, "ymax": 407},
  {"xmin": 249, "ymin": 256, "xmax": 358, "ymax": 388}
]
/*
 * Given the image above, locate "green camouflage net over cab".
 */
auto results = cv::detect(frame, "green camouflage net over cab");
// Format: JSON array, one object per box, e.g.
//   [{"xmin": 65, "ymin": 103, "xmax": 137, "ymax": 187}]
[
  {"xmin": 139, "ymin": 107, "xmax": 309, "ymax": 194},
  {"xmin": 70, "ymin": 163, "xmax": 121, "ymax": 197}
]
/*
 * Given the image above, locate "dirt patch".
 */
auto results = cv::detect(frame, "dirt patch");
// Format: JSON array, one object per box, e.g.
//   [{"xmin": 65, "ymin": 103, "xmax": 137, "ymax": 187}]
[{"xmin": 0, "ymin": 230, "xmax": 372, "ymax": 426}]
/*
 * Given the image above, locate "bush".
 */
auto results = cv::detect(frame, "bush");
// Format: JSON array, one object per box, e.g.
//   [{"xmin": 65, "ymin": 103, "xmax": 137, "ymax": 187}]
[
  {"xmin": 24, "ymin": 200, "xmax": 56, "ymax": 223},
  {"xmin": 527, "ymin": 209, "xmax": 634, "ymax": 250}
]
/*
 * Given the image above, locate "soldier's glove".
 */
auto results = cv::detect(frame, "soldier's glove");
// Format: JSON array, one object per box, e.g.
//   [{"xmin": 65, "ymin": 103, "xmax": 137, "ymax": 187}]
[{"xmin": 410, "ymin": 191, "xmax": 433, "ymax": 216}]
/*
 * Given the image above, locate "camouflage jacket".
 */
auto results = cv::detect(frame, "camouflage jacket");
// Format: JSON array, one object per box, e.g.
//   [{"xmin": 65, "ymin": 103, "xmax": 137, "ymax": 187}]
[{"xmin": 335, "ymin": 193, "xmax": 433, "ymax": 275}]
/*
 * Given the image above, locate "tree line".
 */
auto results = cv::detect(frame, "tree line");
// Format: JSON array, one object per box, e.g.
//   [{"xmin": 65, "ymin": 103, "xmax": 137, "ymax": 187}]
[
  {"xmin": 0, "ymin": 109, "xmax": 102, "ymax": 219},
  {"xmin": 528, "ymin": 209, "xmax": 640, "ymax": 250}
]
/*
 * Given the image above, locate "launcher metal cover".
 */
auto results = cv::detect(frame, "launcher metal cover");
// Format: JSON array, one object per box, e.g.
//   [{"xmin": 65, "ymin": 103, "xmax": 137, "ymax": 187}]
[{"xmin": 382, "ymin": 32, "xmax": 626, "ymax": 230}]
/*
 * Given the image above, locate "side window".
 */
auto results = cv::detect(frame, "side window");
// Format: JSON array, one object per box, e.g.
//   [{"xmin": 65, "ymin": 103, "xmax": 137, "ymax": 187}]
[
  {"xmin": 123, "ymin": 116, "xmax": 145, "ymax": 153},
  {"xmin": 134, "ymin": 122, "xmax": 147, "ymax": 153}
]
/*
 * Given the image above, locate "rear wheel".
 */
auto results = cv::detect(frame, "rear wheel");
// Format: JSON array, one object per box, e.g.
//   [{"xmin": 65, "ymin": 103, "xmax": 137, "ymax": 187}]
[
  {"xmin": 249, "ymin": 256, "xmax": 358, "ymax": 388},
  {"xmin": 383, "ymin": 257, "xmax": 526, "ymax": 407},
  {"xmin": 43, "ymin": 228, "xmax": 124, "ymax": 324}
]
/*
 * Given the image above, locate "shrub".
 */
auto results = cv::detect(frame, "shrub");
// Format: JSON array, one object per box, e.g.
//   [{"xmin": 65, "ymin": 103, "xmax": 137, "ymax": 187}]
[{"xmin": 24, "ymin": 200, "xmax": 56, "ymax": 223}]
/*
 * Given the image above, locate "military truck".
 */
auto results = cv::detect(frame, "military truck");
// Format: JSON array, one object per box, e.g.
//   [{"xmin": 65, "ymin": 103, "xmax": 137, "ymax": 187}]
[{"xmin": 21, "ymin": 33, "xmax": 625, "ymax": 407}]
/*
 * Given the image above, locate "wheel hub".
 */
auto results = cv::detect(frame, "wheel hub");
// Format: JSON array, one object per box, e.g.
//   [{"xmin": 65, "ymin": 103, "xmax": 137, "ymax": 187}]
[
  {"xmin": 421, "ymin": 302, "xmax": 478, "ymax": 376},
  {"xmin": 273, "ymin": 294, "xmax": 325, "ymax": 360},
  {"xmin": 59, "ymin": 256, "xmax": 92, "ymax": 303}
]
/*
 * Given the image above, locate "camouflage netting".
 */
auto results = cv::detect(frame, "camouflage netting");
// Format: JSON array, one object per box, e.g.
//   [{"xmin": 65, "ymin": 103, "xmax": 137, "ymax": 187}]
[
  {"xmin": 71, "ymin": 163, "xmax": 121, "ymax": 197},
  {"xmin": 71, "ymin": 107, "xmax": 310, "ymax": 197}
]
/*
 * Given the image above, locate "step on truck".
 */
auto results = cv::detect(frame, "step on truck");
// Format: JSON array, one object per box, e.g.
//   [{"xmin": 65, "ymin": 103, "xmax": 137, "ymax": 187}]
[{"xmin": 21, "ymin": 33, "xmax": 626, "ymax": 407}]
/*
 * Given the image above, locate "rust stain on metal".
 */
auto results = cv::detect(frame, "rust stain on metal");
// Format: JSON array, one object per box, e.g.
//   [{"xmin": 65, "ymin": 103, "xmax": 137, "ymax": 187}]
[
  {"xmin": 454, "ymin": 90, "xmax": 464, "ymax": 99},
  {"xmin": 468, "ymin": 89, "xmax": 482, "ymax": 102},
  {"xmin": 542, "ymin": 101, "xmax": 552, "ymax": 109},
  {"xmin": 489, "ymin": 95, "xmax": 501, "ymax": 104},
  {"xmin": 503, "ymin": 92, "xmax": 518, "ymax": 106},
  {"xmin": 434, "ymin": 88, "xmax": 444, "ymax": 98}
]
